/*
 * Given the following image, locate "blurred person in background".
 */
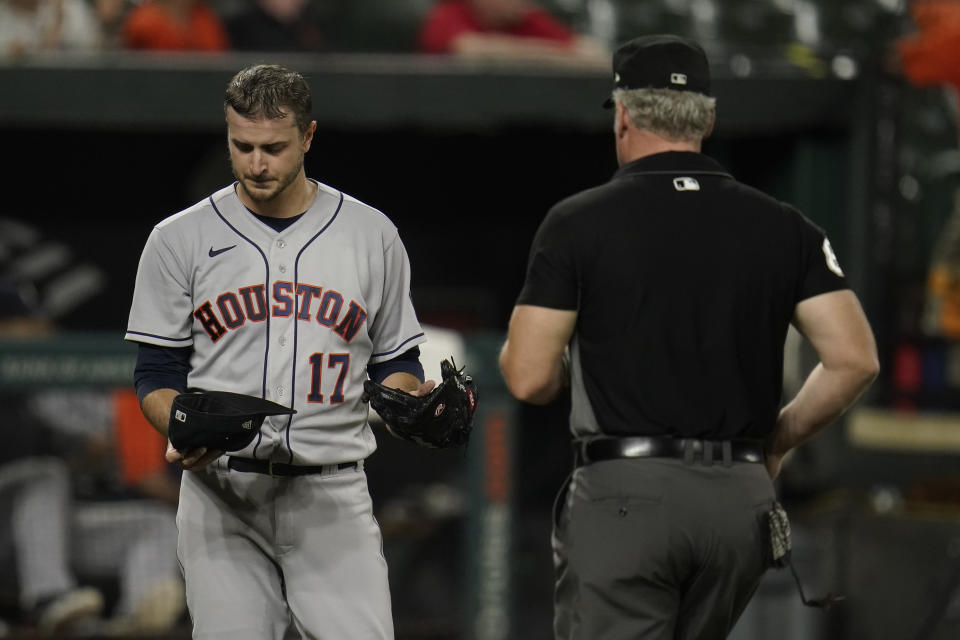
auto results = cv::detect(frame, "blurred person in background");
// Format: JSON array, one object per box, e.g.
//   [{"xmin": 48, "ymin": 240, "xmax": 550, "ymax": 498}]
[
  {"xmin": 93, "ymin": 0, "xmax": 134, "ymax": 49},
  {"xmin": 123, "ymin": 0, "xmax": 228, "ymax": 51},
  {"xmin": 499, "ymin": 34, "xmax": 878, "ymax": 639},
  {"xmin": 0, "ymin": 282, "xmax": 105, "ymax": 636},
  {"xmin": 0, "ymin": 0, "xmax": 102, "ymax": 57},
  {"xmin": 897, "ymin": 0, "xmax": 960, "ymax": 340},
  {"xmin": 225, "ymin": 0, "xmax": 334, "ymax": 51},
  {"xmin": 418, "ymin": 0, "xmax": 606, "ymax": 64},
  {"xmin": 27, "ymin": 387, "xmax": 186, "ymax": 636},
  {"xmin": 0, "ymin": 282, "xmax": 185, "ymax": 637}
]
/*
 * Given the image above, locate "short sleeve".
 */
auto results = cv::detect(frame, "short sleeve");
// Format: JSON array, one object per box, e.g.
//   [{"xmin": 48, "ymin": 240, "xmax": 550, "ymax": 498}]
[
  {"xmin": 125, "ymin": 227, "xmax": 195, "ymax": 346},
  {"xmin": 516, "ymin": 207, "xmax": 579, "ymax": 309},
  {"xmin": 796, "ymin": 213, "xmax": 849, "ymax": 302},
  {"xmin": 368, "ymin": 233, "xmax": 426, "ymax": 363}
]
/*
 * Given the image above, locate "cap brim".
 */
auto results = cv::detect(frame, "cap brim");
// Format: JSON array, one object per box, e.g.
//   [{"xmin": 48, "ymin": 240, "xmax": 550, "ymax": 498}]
[{"xmin": 205, "ymin": 390, "xmax": 297, "ymax": 416}]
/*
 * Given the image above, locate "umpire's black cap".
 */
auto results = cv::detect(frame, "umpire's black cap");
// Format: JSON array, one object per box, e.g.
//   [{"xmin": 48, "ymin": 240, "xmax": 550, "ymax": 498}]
[{"xmin": 603, "ymin": 34, "xmax": 711, "ymax": 108}]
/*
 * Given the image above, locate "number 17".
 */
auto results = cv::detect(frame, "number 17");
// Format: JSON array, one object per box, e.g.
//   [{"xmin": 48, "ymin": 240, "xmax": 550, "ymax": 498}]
[{"xmin": 307, "ymin": 352, "xmax": 350, "ymax": 404}]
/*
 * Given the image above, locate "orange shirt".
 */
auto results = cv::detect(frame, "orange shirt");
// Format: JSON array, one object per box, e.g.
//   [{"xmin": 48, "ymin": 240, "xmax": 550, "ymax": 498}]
[
  {"xmin": 124, "ymin": 0, "xmax": 229, "ymax": 51},
  {"xmin": 898, "ymin": 0, "xmax": 960, "ymax": 90},
  {"xmin": 112, "ymin": 388, "xmax": 167, "ymax": 487}
]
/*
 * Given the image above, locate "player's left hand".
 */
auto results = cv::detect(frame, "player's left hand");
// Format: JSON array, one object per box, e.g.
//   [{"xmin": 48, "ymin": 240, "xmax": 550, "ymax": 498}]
[
  {"xmin": 364, "ymin": 358, "xmax": 477, "ymax": 449},
  {"xmin": 165, "ymin": 439, "xmax": 224, "ymax": 470},
  {"xmin": 382, "ymin": 379, "xmax": 435, "ymax": 441},
  {"xmin": 409, "ymin": 379, "xmax": 436, "ymax": 397}
]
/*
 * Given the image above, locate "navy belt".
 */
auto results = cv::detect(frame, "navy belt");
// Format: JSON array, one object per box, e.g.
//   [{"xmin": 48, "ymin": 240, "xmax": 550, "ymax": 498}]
[
  {"xmin": 574, "ymin": 436, "xmax": 765, "ymax": 467},
  {"xmin": 227, "ymin": 457, "xmax": 359, "ymax": 477}
]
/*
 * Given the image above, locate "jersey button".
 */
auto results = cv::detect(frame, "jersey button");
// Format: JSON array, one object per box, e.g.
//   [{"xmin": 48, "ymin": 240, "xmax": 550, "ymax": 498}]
[
  {"xmin": 279, "ymin": 336, "xmax": 287, "ymax": 347},
  {"xmin": 277, "ymin": 240, "xmax": 286, "ymax": 249},
  {"xmin": 278, "ymin": 264, "xmax": 287, "ymax": 274},
  {"xmin": 276, "ymin": 387, "xmax": 285, "ymax": 398}
]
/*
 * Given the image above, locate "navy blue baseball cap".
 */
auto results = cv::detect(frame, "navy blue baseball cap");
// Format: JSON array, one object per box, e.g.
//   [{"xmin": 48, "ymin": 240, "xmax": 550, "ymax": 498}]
[
  {"xmin": 603, "ymin": 34, "xmax": 711, "ymax": 108},
  {"xmin": 169, "ymin": 390, "xmax": 297, "ymax": 452}
]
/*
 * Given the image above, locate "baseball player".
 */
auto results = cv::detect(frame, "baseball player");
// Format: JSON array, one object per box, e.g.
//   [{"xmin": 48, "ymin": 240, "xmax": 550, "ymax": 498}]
[{"xmin": 125, "ymin": 64, "xmax": 432, "ymax": 639}]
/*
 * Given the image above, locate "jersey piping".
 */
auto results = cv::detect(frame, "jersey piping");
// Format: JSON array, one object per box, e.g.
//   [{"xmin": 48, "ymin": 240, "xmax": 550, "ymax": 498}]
[
  {"xmin": 209, "ymin": 194, "xmax": 273, "ymax": 456},
  {"xmin": 372, "ymin": 332, "xmax": 426, "ymax": 359},
  {"xmin": 125, "ymin": 330, "xmax": 192, "ymax": 343},
  {"xmin": 285, "ymin": 190, "xmax": 345, "ymax": 462}
]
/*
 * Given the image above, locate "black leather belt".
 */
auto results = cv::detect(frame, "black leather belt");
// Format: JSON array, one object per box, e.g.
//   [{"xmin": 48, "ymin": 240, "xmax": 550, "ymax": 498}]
[
  {"xmin": 227, "ymin": 457, "xmax": 359, "ymax": 477},
  {"xmin": 574, "ymin": 436, "xmax": 765, "ymax": 467}
]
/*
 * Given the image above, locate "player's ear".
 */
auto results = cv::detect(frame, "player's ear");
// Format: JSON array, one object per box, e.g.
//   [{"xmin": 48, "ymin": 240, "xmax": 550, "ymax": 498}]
[{"xmin": 302, "ymin": 120, "xmax": 317, "ymax": 151}]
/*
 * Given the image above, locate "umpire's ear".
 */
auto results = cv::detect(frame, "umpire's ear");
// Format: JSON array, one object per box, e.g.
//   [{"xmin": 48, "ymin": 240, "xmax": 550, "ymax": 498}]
[
  {"xmin": 301, "ymin": 120, "xmax": 317, "ymax": 152},
  {"xmin": 704, "ymin": 109, "xmax": 716, "ymax": 140},
  {"xmin": 615, "ymin": 100, "xmax": 632, "ymax": 138}
]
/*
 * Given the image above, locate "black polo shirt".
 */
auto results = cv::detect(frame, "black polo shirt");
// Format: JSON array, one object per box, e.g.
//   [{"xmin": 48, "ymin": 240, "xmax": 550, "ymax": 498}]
[{"xmin": 517, "ymin": 151, "xmax": 848, "ymax": 440}]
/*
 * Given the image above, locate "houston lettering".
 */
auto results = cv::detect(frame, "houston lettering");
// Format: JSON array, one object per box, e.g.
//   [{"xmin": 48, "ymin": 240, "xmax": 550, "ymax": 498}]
[{"xmin": 194, "ymin": 282, "xmax": 367, "ymax": 343}]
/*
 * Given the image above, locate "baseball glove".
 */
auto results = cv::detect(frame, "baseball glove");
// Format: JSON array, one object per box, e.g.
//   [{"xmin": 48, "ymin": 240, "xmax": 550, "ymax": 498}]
[
  {"xmin": 168, "ymin": 390, "xmax": 296, "ymax": 452},
  {"xmin": 362, "ymin": 358, "xmax": 478, "ymax": 449}
]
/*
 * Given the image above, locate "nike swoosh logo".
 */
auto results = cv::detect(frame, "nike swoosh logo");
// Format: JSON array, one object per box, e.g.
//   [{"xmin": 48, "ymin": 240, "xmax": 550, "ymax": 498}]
[{"xmin": 208, "ymin": 245, "xmax": 237, "ymax": 257}]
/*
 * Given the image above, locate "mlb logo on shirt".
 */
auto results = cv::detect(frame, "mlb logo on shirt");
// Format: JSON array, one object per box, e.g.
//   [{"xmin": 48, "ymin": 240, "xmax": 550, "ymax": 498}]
[
  {"xmin": 175, "ymin": 410, "xmax": 187, "ymax": 423},
  {"xmin": 241, "ymin": 419, "xmax": 253, "ymax": 430},
  {"xmin": 673, "ymin": 177, "xmax": 700, "ymax": 192}
]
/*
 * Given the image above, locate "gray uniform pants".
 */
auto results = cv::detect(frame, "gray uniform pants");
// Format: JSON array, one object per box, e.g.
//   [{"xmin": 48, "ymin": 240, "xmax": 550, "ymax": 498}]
[
  {"xmin": 0, "ymin": 457, "xmax": 75, "ymax": 609},
  {"xmin": 553, "ymin": 457, "xmax": 775, "ymax": 640},
  {"xmin": 0, "ymin": 457, "xmax": 182, "ymax": 618},
  {"xmin": 178, "ymin": 458, "xmax": 393, "ymax": 640},
  {"xmin": 73, "ymin": 500, "xmax": 180, "ymax": 616}
]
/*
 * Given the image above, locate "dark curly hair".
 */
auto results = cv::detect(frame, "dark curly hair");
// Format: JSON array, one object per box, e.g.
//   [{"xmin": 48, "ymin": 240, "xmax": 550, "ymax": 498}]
[{"xmin": 224, "ymin": 65, "xmax": 313, "ymax": 134}]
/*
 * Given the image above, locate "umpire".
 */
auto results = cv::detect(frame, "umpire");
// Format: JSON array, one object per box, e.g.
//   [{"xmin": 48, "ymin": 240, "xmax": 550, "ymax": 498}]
[{"xmin": 499, "ymin": 34, "xmax": 879, "ymax": 639}]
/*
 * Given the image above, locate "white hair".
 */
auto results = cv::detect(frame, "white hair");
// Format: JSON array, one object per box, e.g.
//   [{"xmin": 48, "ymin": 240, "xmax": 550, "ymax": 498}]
[{"xmin": 612, "ymin": 87, "xmax": 716, "ymax": 143}]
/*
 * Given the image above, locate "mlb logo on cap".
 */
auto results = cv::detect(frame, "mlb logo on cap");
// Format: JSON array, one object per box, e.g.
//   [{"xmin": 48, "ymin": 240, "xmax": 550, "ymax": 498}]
[{"xmin": 603, "ymin": 34, "xmax": 711, "ymax": 108}]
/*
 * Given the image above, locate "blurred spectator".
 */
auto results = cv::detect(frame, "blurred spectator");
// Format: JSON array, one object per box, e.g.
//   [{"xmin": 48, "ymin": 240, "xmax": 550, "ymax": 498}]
[
  {"xmin": 0, "ymin": 458, "xmax": 105, "ymax": 635},
  {"xmin": 0, "ymin": 282, "xmax": 104, "ymax": 635},
  {"xmin": 897, "ymin": 0, "xmax": 960, "ymax": 339},
  {"xmin": 897, "ymin": 0, "xmax": 960, "ymax": 93},
  {"xmin": 0, "ymin": 282, "xmax": 185, "ymax": 636},
  {"xmin": 94, "ymin": 0, "xmax": 134, "ymax": 49},
  {"xmin": 123, "ymin": 0, "xmax": 228, "ymax": 51},
  {"xmin": 0, "ymin": 0, "xmax": 102, "ymax": 57},
  {"xmin": 418, "ymin": 0, "xmax": 607, "ymax": 65},
  {"xmin": 225, "ymin": 0, "xmax": 334, "ymax": 51},
  {"xmin": 28, "ymin": 388, "xmax": 186, "ymax": 636}
]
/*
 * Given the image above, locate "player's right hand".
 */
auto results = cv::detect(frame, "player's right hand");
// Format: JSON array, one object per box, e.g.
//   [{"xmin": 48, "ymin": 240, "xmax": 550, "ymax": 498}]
[{"xmin": 165, "ymin": 439, "xmax": 224, "ymax": 470}]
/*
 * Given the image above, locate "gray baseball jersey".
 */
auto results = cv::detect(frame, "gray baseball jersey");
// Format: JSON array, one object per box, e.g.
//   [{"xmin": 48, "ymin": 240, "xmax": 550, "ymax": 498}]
[{"xmin": 125, "ymin": 180, "xmax": 426, "ymax": 465}]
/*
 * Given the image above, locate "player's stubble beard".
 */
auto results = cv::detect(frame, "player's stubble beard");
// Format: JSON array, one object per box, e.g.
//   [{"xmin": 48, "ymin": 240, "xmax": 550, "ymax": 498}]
[{"xmin": 235, "ymin": 157, "xmax": 304, "ymax": 204}]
